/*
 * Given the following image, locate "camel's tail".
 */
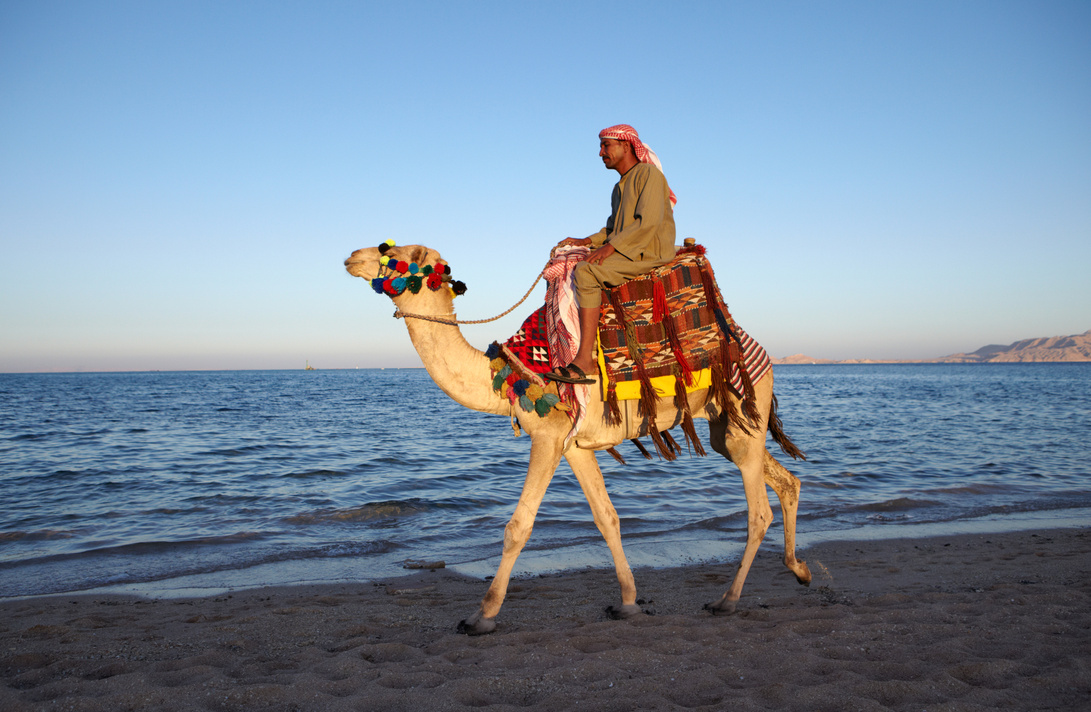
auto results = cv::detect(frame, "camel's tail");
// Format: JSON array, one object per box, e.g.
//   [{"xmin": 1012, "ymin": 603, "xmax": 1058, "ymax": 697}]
[{"xmin": 767, "ymin": 392, "xmax": 806, "ymax": 461}]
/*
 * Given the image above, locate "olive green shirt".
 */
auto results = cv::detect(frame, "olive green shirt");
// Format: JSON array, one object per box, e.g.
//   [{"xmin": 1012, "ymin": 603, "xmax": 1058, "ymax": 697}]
[{"xmin": 587, "ymin": 162, "xmax": 676, "ymax": 267}]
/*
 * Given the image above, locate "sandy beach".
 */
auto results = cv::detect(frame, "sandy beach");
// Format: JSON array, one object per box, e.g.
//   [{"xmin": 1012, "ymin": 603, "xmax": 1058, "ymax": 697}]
[{"xmin": 2, "ymin": 528, "xmax": 1089, "ymax": 711}]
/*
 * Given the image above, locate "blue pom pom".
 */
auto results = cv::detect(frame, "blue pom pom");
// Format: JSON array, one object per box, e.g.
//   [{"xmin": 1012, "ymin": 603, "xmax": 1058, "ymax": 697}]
[
  {"xmin": 513, "ymin": 379, "xmax": 529, "ymax": 397},
  {"xmin": 391, "ymin": 277, "xmax": 406, "ymax": 293},
  {"xmin": 371, "ymin": 278, "xmax": 385, "ymax": 294},
  {"xmin": 485, "ymin": 343, "xmax": 500, "ymax": 359},
  {"xmin": 408, "ymin": 262, "xmax": 419, "ymax": 274}
]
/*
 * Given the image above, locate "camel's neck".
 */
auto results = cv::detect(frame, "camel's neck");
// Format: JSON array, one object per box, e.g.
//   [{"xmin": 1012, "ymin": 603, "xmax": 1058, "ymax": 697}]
[{"xmin": 398, "ymin": 291, "xmax": 509, "ymax": 416}]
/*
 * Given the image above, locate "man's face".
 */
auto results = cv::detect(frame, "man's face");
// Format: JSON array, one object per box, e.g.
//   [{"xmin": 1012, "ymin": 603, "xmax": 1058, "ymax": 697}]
[{"xmin": 599, "ymin": 138, "xmax": 631, "ymax": 170}]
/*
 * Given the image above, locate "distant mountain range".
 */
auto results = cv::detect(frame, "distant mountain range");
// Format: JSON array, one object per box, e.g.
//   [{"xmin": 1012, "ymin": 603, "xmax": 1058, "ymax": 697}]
[{"xmin": 772, "ymin": 329, "xmax": 1091, "ymax": 365}]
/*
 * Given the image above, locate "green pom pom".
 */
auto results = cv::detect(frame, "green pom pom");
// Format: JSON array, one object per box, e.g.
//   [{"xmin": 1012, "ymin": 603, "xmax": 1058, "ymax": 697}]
[
  {"xmin": 519, "ymin": 395, "xmax": 534, "ymax": 412},
  {"xmin": 535, "ymin": 393, "xmax": 560, "ymax": 416}
]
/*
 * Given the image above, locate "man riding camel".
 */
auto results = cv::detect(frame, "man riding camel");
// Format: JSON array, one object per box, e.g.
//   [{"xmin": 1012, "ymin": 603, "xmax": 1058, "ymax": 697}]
[{"xmin": 544, "ymin": 124, "xmax": 678, "ymax": 385}]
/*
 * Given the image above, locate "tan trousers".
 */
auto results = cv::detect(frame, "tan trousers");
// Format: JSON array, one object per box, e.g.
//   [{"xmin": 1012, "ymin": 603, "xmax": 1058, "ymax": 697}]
[{"xmin": 573, "ymin": 253, "xmax": 662, "ymax": 308}]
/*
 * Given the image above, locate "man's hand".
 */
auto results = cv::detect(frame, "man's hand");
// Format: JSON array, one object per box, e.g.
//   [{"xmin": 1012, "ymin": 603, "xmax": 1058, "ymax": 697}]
[
  {"xmin": 556, "ymin": 236, "xmax": 592, "ymax": 248},
  {"xmin": 585, "ymin": 243, "xmax": 615, "ymax": 265}
]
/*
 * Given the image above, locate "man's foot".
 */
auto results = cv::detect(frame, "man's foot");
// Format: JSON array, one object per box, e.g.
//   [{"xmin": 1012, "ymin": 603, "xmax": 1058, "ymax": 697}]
[{"xmin": 543, "ymin": 363, "xmax": 596, "ymax": 385}]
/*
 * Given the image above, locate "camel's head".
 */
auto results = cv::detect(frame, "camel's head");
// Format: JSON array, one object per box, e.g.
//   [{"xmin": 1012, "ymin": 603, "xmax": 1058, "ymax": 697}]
[{"xmin": 344, "ymin": 242, "xmax": 466, "ymax": 299}]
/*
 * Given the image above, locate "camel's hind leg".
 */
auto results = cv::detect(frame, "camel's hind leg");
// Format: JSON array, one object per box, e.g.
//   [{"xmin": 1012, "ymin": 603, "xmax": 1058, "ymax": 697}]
[
  {"xmin": 457, "ymin": 434, "xmax": 565, "ymax": 635},
  {"xmin": 705, "ymin": 416, "xmax": 774, "ymax": 615},
  {"xmin": 565, "ymin": 447, "xmax": 642, "ymax": 619},
  {"xmin": 703, "ymin": 372, "xmax": 810, "ymax": 614},
  {"xmin": 761, "ymin": 451, "xmax": 811, "ymax": 586}
]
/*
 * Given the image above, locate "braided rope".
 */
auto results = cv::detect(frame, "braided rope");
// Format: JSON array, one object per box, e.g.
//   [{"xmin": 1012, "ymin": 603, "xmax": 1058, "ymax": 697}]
[{"xmin": 392, "ymin": 265, "xmax": 547, "ymax": 326}]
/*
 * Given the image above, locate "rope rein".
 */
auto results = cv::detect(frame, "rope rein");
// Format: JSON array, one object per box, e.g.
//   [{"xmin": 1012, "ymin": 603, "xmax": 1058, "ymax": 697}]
[{"xmin": 392, "ymin": 264, "xmax": 547, "ymax": 326}]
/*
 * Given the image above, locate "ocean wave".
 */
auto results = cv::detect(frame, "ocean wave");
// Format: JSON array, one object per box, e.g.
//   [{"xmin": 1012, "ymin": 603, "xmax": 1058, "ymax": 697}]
[
  {"xmin": 926, "ymin": 483, "xmax": 1023, "ymax": 495},
  {"xmin": 846, "ymin": 497, "xmax": 942, "ymax": 512},
  {"xmin": 0, "ymin": 529, "xmax": 77, "ymax": 544},
  {"xmin": 279, "ymin": 469, "xmax": 349, "ymax": 479},
  {"xmin": 284, "ymin": 500, "xmax": 430, "ymax": 525}
]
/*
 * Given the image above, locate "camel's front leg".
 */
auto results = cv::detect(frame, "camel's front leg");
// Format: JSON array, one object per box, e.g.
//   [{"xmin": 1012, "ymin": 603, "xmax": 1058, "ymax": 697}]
[
  {"xmin": 565, "ymin": 447, "xmax": 642, "ymax": 619},
  {"xmin": 457, "ymin": 435, "xmax": 565, "ymax": 635}
]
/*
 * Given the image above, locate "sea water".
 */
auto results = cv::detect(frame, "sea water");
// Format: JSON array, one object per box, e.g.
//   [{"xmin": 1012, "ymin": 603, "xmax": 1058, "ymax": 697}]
[{"xmin": 1, "ymin": 364, "xmax": 1089, "ymax": 598}]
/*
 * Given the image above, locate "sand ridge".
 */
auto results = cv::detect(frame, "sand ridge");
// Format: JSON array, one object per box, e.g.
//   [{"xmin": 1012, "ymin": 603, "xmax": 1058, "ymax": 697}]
[{"xmin": 2, "ymin": 529, "xmax": 1089, "ymax": 710}]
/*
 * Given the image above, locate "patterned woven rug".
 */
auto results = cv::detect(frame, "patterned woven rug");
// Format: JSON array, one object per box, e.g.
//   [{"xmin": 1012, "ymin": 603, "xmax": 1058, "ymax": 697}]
[
  {"xmin": 597, "ymin": 247, "xmax": 770, "ymax": 399},
  {"xmin": 504, "ymin": 247, "xmax": 770, "ymax": 397},
  {"xmin": 500, "ymin": 245, "xmax": 771, "ymax": 459}
]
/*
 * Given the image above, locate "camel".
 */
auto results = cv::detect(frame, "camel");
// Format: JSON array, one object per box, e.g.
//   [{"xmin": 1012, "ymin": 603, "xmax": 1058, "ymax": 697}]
[{"xmin": 345, "ymin": 243, "xmax": 811, "ymax": 635}]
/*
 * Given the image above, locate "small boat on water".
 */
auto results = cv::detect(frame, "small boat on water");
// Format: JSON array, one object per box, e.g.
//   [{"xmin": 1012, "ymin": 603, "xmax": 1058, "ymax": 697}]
[{"xmin": 305, "ymin": 361, "xmax": 316, "ymax": 371}]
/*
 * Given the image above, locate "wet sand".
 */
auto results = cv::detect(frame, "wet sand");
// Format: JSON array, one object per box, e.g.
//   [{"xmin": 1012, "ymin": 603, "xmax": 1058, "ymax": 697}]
[{"xmin": 2, "ymin": 528, "xmax": 1089, "ymax": 711}]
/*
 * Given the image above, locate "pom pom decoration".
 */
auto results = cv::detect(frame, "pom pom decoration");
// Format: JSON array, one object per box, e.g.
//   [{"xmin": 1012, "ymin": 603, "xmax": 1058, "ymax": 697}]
[
  {"xmin": 483, "ymin": 340, "xmax": 563, "ymax": 418},
  {"xmin": 368, "ymin": 252, "xmax": 470, "ymax": 305},
  {"xmin": 491, "ymin": 364, "xmax": 512, "ymax": 390},
  {"xmin": 534, "ymin": 393, "xmax": 560, "ymax": 416}
]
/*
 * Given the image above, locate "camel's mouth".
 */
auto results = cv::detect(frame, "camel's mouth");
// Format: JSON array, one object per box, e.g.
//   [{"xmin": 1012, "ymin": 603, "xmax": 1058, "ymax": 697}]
[{"xmin": 344, "ymin": 248, "xmax": 380, "ymax": 280}]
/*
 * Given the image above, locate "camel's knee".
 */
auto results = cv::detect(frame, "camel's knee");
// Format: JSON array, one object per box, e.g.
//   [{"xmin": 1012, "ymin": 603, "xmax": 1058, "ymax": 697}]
[
  {"xmin": 502, "ymin": 514, "xmax": 533, "ymax": 554},
  {"xmin": 591, "ymin": 504, "xmax": 621, "ymax": 535},
  {"xmin": 747, "ymin": 503, "xmax": 773, "ymax": 539}
]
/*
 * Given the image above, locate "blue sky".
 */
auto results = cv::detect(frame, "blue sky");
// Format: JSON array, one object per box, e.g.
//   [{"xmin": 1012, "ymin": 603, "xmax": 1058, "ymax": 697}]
[{"xmin": 2, "ymin": 0, "xmax": 1088, "ymax": 371}]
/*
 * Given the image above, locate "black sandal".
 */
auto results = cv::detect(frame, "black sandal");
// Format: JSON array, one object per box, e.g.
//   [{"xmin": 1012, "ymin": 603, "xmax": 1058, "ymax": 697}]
[{"xmin": 543, "ymin": 363, "xmax": 595, "ymax": 385}]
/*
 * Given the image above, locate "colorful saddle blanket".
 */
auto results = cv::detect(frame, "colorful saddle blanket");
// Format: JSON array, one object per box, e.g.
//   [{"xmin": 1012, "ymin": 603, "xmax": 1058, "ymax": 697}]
[{"xmin": 503, "ymin": 246, "xmax": 770, "ymax": 401}]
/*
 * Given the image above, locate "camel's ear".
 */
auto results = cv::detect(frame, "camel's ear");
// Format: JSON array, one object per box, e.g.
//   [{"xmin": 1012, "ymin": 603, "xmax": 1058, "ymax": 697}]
[{"xmin": 406, "ymin": 245, "xmax": 430, "ymax": 265}]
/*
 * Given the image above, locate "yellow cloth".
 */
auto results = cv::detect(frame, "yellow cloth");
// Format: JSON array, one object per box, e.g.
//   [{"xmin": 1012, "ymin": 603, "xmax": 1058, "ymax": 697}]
[{"xmin": 596, "ymin": 332, "xmax": 714, "ymax": 401}]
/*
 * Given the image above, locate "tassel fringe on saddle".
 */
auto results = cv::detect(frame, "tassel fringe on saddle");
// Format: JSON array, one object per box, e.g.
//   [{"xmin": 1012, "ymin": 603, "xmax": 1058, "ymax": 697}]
[{"xmin": 600, "ymin": 245, "xmax": 802, "ymax": 462}]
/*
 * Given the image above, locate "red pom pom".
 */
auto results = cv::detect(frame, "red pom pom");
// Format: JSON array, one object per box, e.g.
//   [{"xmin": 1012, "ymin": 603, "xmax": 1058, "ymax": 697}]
[{"xmin": 396, "ymin": 261, "xmax": 409, "ymax": 273}]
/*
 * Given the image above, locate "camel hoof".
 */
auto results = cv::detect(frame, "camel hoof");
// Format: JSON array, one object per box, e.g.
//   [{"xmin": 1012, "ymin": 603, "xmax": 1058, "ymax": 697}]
[
  {"xmin": 456, "ymin": 615, "xmax": 497, "ymax": 636},
  {"xmin": 794, "ymin": 561, "xmax": 812, "ymax": 587},
  {"xmin": 703, "ymin": 600, "xmax": 737, "ymax": 616},
  {"xmin": 605, "ymin": 604, "xmax": 643, "ymax": 620}
]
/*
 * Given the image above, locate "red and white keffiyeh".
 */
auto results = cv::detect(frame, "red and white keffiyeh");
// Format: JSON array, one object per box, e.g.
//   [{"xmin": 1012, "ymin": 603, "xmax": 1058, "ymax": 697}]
[{"xmin": 599, "ymin": 124, "xmax": 677, "ymax": 207}]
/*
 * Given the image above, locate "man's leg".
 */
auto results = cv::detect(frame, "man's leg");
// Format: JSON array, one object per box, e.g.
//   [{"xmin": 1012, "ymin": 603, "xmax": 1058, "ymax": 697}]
[
  {"xmin": 548, "ymin": 254, "xmax": 656, "ymax": 382},
  {"xmin": 571, "ymin": 305, "xmax": 601, "ymax": 375}
]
